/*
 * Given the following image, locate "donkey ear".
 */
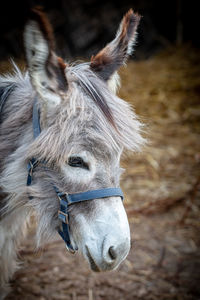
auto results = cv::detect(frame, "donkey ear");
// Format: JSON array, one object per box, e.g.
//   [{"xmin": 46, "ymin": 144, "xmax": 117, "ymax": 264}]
[
  {"xmin": 24, "ymin": 7, "xmax": 68, "ymax": 107},
  {"xmin": 90, "ymin": 9, "xmax": 141, "ymax": 82}
]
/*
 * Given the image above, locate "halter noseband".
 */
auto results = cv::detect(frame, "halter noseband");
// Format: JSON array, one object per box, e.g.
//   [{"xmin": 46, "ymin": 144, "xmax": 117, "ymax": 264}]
[{"xmin": 27, "ymin": 99, "xmax": 124, "ymax": 253}]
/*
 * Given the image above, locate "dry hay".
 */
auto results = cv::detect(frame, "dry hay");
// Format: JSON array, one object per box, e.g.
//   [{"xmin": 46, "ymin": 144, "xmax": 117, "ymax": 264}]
[
  {"xmin": 119, "ymin": 45, "xmax": 200, "ymax": 219},
  {"xmin": 1, "ymin": 45, "xmax": 200, "ymax": 299}
]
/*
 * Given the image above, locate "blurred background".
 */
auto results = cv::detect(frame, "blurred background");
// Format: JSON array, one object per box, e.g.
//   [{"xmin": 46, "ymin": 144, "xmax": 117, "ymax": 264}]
[
  {"xmin": 1, "ymin": 0, "xmax": 200, "ymax": 299},
  {"xmin": 0, "ymin": 0, "xmax": 199, "ymax": 60}
]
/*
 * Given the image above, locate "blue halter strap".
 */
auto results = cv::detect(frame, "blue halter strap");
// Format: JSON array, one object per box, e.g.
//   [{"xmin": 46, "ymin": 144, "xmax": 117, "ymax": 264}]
[{"xmin": 27, "ymin": 99, "xmax": 124, "ymax": 253}]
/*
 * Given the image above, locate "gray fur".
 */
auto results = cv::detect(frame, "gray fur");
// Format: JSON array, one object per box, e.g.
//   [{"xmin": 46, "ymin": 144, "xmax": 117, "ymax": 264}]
[
  {"xmin": 0, "ymin": 10, "xmax": 144, "ymax": 298},
  {"xmin": 0, "ymin": 61, "xmax": 144, "ymax": 298}
]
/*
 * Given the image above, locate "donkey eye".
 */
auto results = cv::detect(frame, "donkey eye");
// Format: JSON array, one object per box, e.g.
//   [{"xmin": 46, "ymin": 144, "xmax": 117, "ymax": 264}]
[{"xmin": 68, "ymin": 157, "xmax": 89, "ymax": 170}]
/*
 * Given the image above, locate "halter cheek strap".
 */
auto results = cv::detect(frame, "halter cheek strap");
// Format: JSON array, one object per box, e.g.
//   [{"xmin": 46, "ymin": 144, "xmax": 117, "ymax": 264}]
[{"xmin": 27, "ymin": 99, "xmax": 124, "ymax": 253}]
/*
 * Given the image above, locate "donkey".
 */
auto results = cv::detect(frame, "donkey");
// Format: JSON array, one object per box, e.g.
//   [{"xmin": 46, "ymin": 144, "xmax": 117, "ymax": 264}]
[{"xmin": 0, "ymin": 8, "xmax": 144, "ymax": 298}]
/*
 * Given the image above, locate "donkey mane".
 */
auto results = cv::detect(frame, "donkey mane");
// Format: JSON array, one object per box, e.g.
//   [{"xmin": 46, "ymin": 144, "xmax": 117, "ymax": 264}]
[{"xmin": 71, "ymin": 63, "xmax": 115, "ymax": 127}]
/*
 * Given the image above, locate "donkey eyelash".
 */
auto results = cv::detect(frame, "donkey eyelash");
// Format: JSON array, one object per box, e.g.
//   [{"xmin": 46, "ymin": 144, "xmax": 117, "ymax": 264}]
[{"xmin": 68, "ymin": 156, "xmax": 89, "ymax": 170}]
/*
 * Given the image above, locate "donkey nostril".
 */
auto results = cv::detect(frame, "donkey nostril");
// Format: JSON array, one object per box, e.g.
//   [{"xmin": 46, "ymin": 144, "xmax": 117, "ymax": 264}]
[{"xmin": 108, "ymin": 246, "xmax": 117, "ymax": 260}]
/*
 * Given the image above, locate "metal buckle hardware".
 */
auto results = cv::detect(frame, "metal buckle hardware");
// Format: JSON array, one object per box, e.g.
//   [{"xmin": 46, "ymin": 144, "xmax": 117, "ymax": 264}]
[
  {"xmin": 57, "ymin": 192, "xmax": 71, "ymax": 205},
  {"xmin": 65, "ymin": 244, "xmax": 76, "ymax": 254},
  {"xmin": 58, "ymin": 210, "xmax": 69, "ymax": 224}
]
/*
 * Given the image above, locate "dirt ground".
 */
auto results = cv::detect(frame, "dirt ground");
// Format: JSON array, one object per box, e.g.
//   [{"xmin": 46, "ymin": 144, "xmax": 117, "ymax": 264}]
[{"xmin": 2, "ymin": 45, "xmax": 200, "ymax": 300}]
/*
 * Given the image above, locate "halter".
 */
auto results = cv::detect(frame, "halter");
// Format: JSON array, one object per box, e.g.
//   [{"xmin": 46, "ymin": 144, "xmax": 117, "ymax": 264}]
[{"xmin": 27, "ymin": 99, "xmax": 124, "ymax": 253}]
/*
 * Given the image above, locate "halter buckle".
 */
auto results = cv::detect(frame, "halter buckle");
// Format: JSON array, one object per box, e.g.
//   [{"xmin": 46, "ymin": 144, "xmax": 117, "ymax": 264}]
[
  {"xmin": 57, "ymin": 192, "xmax": 71, "ymax": 204},
  {"xmin": 65, "ymin": 244, "xmax": 76, "ymax": 254},
  {"xmin": 58, "ymin": 210, "xmax": 69, "ymax": 224}
]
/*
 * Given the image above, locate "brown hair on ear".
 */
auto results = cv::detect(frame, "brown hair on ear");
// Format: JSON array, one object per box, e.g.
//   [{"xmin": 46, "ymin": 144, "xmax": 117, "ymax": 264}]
[
  {"xmin": 120, "ymin": 9, "xmax": 140, "ymax": 44},
  {"xmin": 57, "ymin": 57, "xmax": 67, "ymax": 70},
  {"xmin": 56, "ymin": 57, "xmax": 68, "ymax": 91},
  {"xmin": 90, "ymin": 9, "xmax": 141, "ymax": 81},
  {"xmin": 30, "ymin": 6, "xmax": 55, "ymax": 51},
  {"xmin": 25, "ymin": 7, "xmax": 68, "ymax": 93}
]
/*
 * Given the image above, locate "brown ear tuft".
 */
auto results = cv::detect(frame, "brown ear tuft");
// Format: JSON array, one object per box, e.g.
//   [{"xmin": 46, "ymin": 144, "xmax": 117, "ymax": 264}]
[
  {"xmin": 57, "ymin": 57, "xmax": 67, "ymax": 70},
  {"xmin": 120, "ymin": 9, "xmax": 141, "ymax": 42},
  {"xmin": 56, "ymin": 57, "xmax": 68, "ymax": 91},
  {"xmin": 91, "ymin": 52, "xmax": 111, "ymax": 72},
  {"xmin": 30, "ymin": 6, "xmax": 55, "ymax": 51},
  {"xmin": 90, "ymin": 9, "xmax": 141, "ymax": 81}
]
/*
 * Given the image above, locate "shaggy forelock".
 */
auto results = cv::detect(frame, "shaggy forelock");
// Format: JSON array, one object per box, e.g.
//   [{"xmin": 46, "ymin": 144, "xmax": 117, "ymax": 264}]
[{"xmin": 28, "ymin": 62, "xmax": 145, "ymax": 163}]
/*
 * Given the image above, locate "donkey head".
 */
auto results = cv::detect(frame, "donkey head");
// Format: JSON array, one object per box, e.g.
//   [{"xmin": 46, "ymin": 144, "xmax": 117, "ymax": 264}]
[{"xmin": 24, "ymin": 8, "xmax": 143, "ymax": 272}]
